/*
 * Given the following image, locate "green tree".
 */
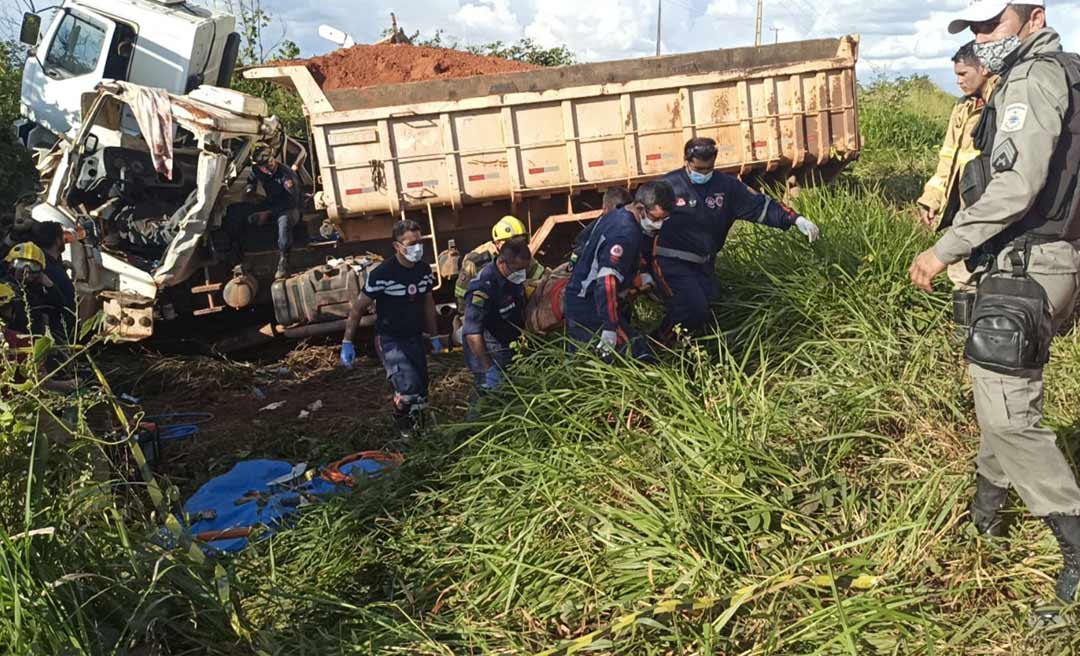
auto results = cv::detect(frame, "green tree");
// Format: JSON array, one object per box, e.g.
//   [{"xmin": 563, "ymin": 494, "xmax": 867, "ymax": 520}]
[
  {"xmin": 410, "ymin": 29, "xmax": 576, "ymax": 67},
  {"xmin": 224, "ymin": 0, "xmax": 305, "ymax": 136},
  {"xmin": 0, "ymin": 40, "xmax": 36, "ymax": 214}
]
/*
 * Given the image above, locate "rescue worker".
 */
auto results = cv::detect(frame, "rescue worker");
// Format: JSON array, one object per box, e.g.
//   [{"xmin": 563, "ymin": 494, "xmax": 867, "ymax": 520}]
[
  {"xmin": 245, "ymin": 145, "xmax": 302, "ymax": 279},
  {"xmin": 909, "ymin": 0, "xmax": 1080, "ymax": 615},
  {"xmin": 565, "ymin": 181, "xmax": 675, "ymax": 360},
  {"xmin": 1, "ymin": 242, "xmax": 52, "ymax": 336},
  {"xmin": 917, "ymin": 41, "xmax": 1000, "ymax": 290},
  {"xmin": 461, "ymin": 236, "xmax": 532, "ymax": 391},
  {"xmin": 454, "ymin": 215, "xmax": 545, "ymax": 315},
  {"xmin": 653, "ymin": 138, "xmax": 821, "ymax": 344},
  {"xmin": 33, "ymin": 221, "xmax": 76, "ymax": 342},
  {"xmin": 340, "ymin": 219, "xmax": 443, "ymax": 437},
  {"xmin": 570, "ymin": 188, "xmax": 635, "ymax": 271}
]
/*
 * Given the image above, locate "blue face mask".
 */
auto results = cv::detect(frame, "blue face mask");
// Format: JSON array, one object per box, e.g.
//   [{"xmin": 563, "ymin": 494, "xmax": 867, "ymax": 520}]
[{"xmin": 688, "ymin": 169, "xmax": 713, "ymax": 185}]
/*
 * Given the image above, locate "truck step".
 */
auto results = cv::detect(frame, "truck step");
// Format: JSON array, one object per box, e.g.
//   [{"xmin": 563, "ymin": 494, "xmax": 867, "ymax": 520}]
[
  {"xmin": 193, "ymin": 306, "xmax": 226, "ymax": 317},
  {"xmin": 191, "ymin": 283, "xmax": 224, "ymax": 293}
]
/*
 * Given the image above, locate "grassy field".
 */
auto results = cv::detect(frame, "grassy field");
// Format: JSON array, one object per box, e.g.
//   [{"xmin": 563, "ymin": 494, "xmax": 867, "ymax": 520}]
[{"xmin": 5, "ymin": 77, "xmax": 1080, "ymax": 655}]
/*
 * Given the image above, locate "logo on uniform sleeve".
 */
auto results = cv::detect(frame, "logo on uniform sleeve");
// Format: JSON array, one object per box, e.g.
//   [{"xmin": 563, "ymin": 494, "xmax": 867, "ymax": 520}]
[
  {"xmin": 992, "ymin": 138, "xmax": 1018, "ymax": 172},
  {"xmin": 407, "ymin": 284, "xmax": 418, "ymax": 296},
  {"xmin": 1001, "ymin": 103, "xmax": 1028, "ymax": 133},
  {"xmin": 610, "ymin": 244, "xmax": 624, "ymax": 263},
  {"xmin": 676, "ymin": 197, "xmax": 687, "ymax": 207},
  {"xmin": 283, "ymin": 178, "xmax": 295, "ymax": 190}
]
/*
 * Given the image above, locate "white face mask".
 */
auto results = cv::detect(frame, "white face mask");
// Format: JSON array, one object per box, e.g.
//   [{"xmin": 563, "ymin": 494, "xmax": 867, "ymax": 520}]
[
  {"xmin": 641, "ymin": 217, "xmax": 665, "ymax": 236},
  {"xmin": 400, "ymin": 242, "xmax": 424, "ymax": 263},
  {"xmin": 507, "ymin": 268, "xmax": 528, "ymax": 285}
]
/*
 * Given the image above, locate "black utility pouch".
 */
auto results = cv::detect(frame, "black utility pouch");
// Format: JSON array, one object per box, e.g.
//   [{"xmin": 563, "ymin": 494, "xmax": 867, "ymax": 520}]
[
  {"xmin": 953, "ymin": 290, "xmax": 976, "ymax": 326},
  {"xmin": 959, "ymin": 154, "xmax": 992, "ymax": 209},
  {"xmin": 964, "ymin": 248, "xmax": 1053, "ymax": 375}
]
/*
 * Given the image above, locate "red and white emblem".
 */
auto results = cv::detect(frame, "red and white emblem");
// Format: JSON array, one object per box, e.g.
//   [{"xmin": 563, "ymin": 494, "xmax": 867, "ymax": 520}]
[
  {"xmin": 675, "ymin": 197, "xmax": 687, "ymax": 207},
  {"xmin": 408, "ymin": 284, "xmax": 418, "ymax": 295},
  {"xmin": 610, "ymin": 244, "xmax": 624, "ymax": 257}
]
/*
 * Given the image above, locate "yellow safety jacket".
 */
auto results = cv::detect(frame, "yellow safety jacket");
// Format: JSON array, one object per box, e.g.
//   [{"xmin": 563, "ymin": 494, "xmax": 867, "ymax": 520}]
[{"xmin": 918, "ymin": 76, "xmax": 1000, "ymax": 223}]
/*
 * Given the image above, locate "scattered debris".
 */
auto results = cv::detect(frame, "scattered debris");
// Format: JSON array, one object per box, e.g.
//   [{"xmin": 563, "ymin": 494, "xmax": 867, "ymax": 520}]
[{"xmin": 259, "ymin": 401, "xmax": 287, "ymax": 412}]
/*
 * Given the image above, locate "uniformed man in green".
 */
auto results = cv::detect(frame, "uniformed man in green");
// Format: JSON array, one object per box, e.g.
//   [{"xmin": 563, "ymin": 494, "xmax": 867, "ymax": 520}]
[{"xmin": 909, "ymin": 0, "xmax": 1080, "ymax": 613}]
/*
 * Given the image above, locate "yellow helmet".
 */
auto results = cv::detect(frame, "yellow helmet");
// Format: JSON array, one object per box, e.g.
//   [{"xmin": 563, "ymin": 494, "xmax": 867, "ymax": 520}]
[
  {"xmin": 0, "ymin": 283, "xmax": 14, "ymax": 307},
  {"xmin": 491, "ymin": 216, "xmax": 526, "ymax": 243},
  {"xmin": 5, "ymin": 242, "xmax": 45, "ymax": 271}
]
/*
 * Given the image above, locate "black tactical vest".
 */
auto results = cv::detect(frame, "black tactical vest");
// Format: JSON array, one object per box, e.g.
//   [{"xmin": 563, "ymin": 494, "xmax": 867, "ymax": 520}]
[{"xmin": 961, "ymin": 51, "xmax": 1080, "ymax": 254}]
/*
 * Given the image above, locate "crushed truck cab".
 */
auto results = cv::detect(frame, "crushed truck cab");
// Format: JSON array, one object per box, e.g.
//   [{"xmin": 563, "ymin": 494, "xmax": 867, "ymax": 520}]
[{"xmin": 32, "ymin": 81, "xmax": 276, "ymax": 340}]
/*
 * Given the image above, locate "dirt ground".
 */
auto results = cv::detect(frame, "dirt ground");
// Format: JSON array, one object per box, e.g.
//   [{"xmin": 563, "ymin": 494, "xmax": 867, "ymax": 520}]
[
  {"xmin": 97, "ymin": 341, "xmax": 474, "ymax": 495},
  {"xmin": 294, "ymin": 43, "xmax": 538, "ymax": 91}
]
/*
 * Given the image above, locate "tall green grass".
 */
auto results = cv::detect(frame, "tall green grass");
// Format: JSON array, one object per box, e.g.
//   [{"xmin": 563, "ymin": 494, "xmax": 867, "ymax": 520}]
[{"xmin": 4, "ymin": 77, "xmax": 1080, "ymax": 655}]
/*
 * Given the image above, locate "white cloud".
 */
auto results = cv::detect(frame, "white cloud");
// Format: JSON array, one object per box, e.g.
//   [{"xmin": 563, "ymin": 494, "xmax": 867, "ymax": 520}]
[
  {"xmin": 453, "ymin": 0, "xmax": 522, "ymax": 42},
  {"xmin": 193, "ymin": 0, "xmax": 1080, "ymax": 92}
]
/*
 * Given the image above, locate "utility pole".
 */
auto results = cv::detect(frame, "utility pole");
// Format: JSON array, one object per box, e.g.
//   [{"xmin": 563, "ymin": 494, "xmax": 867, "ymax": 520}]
[
  {"xmin": 754, "ymin": 0, "xmax": 764, "ymax": 47},
  {"xmin": 770, "ymin": 26, "xmax": 782, "ymax": 44},
  {"xmin": 656, "ymin": 0, "xmax": 662, "ymax": 56}
]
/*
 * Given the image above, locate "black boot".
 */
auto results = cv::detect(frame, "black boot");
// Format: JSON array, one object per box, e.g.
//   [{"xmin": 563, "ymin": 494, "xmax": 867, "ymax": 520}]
[
  {"xmin": 1044, "ymin": 515, "xmax": 1080, "ymax": 604},
  {"xmin": 969, "ymin": 475, "xmax": 1010, "ymax": 538},
  {"xmin": 275, "ymin": 252, "xmax": 290, "ymax": 280}
]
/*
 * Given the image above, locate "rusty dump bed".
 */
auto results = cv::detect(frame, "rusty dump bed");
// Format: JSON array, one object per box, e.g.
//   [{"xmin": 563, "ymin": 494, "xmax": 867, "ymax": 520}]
[{"xmin": 246, "ymin": 36, "xmax": 861, "ymax": 222}]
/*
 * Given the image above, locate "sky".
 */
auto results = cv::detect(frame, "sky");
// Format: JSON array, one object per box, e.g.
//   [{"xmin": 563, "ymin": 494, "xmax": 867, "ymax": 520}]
[{"xmin": 195, "ymin": 0, "xmax": 1080, "ymax": 94}]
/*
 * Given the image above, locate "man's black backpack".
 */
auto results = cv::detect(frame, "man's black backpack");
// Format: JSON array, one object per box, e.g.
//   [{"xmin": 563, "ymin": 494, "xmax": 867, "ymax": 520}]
[{"xmin": 964, "ymin": 247, "xmax": 1053, "ymax": 375}]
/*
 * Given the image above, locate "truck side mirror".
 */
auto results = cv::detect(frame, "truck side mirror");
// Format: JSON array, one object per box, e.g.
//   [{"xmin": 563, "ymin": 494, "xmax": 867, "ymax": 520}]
[{"xmin": 19, "ymin": 13, "xmax": 41, "ymax": 46}]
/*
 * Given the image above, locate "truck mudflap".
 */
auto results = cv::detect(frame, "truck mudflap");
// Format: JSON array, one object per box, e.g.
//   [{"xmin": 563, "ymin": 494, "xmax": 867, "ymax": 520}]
[{"xmin": 270, "ymin": 256, "xmax": 380, "ymax": 327}]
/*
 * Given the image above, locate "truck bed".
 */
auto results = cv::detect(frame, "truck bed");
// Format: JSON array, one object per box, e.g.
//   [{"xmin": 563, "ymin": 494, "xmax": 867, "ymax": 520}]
[{"xmin": 247, "ymin": 36, "xmax": 861, "ymax": 222}]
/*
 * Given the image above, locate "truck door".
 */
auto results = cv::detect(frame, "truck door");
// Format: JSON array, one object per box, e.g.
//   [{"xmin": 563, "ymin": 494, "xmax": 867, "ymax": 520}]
[{"xmin": 22, "ymin": 8, "xmax": 117, "ymax": 140}]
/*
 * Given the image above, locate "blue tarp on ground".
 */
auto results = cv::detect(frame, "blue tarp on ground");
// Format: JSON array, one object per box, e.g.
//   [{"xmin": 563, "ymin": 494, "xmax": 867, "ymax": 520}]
[{"xmin": 184, "ymin": 455, "xmax": 397, "ymax": 553}]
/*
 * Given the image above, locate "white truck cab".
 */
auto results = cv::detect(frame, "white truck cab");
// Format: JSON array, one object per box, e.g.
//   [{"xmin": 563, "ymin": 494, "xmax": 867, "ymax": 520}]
[{"xmin": 15, "ymin": 0, "xmax": 239, "ymax": 151}]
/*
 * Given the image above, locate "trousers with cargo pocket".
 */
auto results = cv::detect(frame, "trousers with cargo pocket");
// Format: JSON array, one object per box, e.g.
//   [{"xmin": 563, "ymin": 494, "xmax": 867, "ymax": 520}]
[{"xmin": 971, "ymin": 241, "xmax": 1080, "ymax": 517}]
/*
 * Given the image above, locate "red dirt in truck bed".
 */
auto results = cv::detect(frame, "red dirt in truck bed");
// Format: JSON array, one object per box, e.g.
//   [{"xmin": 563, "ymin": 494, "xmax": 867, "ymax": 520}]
[{"xmin": 296, "ymin": 44, "xmax": 539, "ymax": 91}]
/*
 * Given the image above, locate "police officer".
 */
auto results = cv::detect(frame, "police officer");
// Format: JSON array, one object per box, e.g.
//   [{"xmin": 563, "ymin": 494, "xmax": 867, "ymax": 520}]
[
  {"xmin": 909, "ymin": 0, "xmax": 1080, "ymax": 612},
  {"xmin": 565, "ymin": 181, "xmax": 675, "ymax": 360},
  {"xmin": 245, "ymin": 145, "xmax": 302, "ymax": 279},
  {"xmin": 461, "ymin": 236, "xmax": 532, "ymax": 390},
  {"xmin": 455, "ymin": 215, "xmax": 545, "ymax": 314},
  {"xmin": 653, "ymin": 138, "xmax": 820, "ymax": 344},
  {"xmin": 340, "ymin": 219, "xmax": 443, "ymax": 437}
]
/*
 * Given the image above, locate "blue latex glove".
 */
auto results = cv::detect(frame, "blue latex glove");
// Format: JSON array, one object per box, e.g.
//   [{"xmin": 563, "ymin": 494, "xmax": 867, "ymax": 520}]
[
  {"xmin": 430, "ymin": 337, "xmax": 445, "ymax": 354},
  {"xmin": 340, "ymin": 340, "xmax": 356, "ymax": 368},
  {"xmin": 483, "ymin": 366, "xmax": 503, "ymax": 389}
]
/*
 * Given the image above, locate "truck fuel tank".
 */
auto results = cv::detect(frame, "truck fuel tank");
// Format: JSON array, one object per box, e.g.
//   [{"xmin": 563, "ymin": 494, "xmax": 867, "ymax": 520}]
[{"xmin": 270, "ymin": 256, "xmax": 379, "ymax": 327}]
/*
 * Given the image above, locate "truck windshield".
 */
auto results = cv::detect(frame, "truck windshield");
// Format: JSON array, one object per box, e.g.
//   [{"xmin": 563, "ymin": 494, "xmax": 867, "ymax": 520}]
[{"xmin": 44, "ymin": 11, "xmax": 107, "ymax": 78}]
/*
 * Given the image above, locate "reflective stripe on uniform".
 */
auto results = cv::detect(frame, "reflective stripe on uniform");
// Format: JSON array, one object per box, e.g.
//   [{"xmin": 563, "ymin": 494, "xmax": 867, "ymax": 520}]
[{"xmin": 654, "ymin": 246, "xmax": 709, "ymax": 264}]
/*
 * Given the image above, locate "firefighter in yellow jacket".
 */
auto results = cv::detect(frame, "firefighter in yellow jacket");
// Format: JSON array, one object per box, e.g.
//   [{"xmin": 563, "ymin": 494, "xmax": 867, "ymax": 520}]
[{"xmin": 918, "ymin": 41, "xmax": 999, "ymax": 288}]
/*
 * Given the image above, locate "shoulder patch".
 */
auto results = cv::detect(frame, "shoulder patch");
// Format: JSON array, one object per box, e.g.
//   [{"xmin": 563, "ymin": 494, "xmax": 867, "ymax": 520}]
[
  {"xmin": 1000, "ymin": 103, "xmax": 1028, "ymax": 133},
  {"xmin": 992, "ymin": 138, "xmax": 1019, "ymax": 172},
  {"xmin": 471, "ymin": 290, "xmax": 488, "ymax": 307}
]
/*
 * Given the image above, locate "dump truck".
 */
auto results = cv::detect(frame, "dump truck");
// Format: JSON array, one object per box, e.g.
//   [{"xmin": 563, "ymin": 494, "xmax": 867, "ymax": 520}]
[
  {"xmin": 21, "ymin": 36, "xmax": 861, "ymax": 347},
  {"xmin": 246, "ymin": 35, "xmax": 860, "ymax": 257}
]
